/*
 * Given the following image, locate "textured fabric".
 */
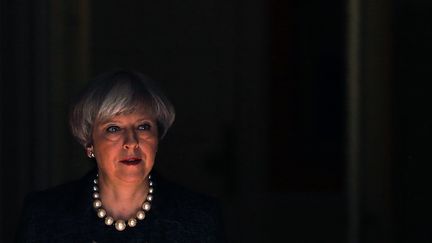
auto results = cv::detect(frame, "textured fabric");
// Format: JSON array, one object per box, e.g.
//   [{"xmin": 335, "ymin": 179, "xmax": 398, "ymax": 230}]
[{"xmin": 16, "ymin": 169, "xmax": 226, "ymax": 243}]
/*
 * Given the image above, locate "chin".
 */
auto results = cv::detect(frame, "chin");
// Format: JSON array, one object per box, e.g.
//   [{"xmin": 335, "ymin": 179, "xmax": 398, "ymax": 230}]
[{"xmin": 115, "ymin": 169, "xmax": 148, "ymax": 183}]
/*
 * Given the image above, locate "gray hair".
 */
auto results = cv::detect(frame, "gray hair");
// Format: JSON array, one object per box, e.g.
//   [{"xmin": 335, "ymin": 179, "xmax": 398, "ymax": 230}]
[{"xmin": 69, "ymin": 70, "xmax": 175, "ymax": 147}]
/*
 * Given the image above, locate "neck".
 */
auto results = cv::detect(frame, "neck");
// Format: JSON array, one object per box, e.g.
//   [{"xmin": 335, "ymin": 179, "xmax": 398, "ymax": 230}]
[{"xmin": 98, "ymin": 174, "xmax": 149, "ymax": 220}]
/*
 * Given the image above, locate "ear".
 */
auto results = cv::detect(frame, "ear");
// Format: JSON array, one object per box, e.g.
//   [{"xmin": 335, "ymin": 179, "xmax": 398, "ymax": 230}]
[{"xmin": 86, "ymin": 145, "xmax": 95, "ymax": 158}]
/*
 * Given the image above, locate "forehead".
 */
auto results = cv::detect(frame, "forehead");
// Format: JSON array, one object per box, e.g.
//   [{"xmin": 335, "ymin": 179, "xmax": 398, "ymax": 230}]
[{"xmin": 97, "ymin": 107, "xmax": 156, "ymax": 124}]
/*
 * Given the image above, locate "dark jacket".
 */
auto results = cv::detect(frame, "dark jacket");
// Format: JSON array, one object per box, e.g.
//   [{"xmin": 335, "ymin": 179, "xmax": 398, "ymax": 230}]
[{"xmin": 16, "ymin": 170, "xmax": 225, "ymax": 243}]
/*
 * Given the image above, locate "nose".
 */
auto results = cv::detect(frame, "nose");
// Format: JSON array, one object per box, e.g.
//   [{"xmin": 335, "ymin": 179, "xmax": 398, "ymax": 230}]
[{"xmin": 123, "ymin": 129, "xmax": 139, "ymax": 149}]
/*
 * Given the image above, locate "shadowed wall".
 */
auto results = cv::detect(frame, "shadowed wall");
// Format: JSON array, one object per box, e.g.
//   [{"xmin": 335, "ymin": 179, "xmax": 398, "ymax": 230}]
[{"xmin": 2, "ymin": 0, "xmax": 431, "ymax": 242}]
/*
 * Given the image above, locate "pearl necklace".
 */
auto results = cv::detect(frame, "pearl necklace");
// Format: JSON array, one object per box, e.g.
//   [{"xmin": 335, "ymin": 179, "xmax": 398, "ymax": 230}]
[{"xmin": 92, "ymin": 174, "xmax": 154, "ymax": 231}]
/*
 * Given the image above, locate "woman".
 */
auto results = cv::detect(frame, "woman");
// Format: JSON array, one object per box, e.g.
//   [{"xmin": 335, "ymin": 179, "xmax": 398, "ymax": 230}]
[{"xmin": 17, "ymin": 70, "xmax": 225, "ymax": 242}]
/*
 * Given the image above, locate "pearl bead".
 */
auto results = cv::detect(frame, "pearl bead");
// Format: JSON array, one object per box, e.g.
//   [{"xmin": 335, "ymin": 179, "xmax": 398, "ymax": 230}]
[
  {"xmin": 142, "ymin": 202, "xmax": 151, "ymax": 211},
  {"xmin": 92, "ymin": 192, "xmax": 100, "ymax": 199},
  {"xmin": 97, "ymin": 208, "xmax": 106, "ymax": 218},
  {"xmin": 146, "ymin": 194, "xmax": 153, "ymax": 202},
  {"xmin": 149, "ymin": 180, "xmax": 153, "ymax": 186},
  {"xmin": 149, "ymin": 187, "xmax": 154, "ymax": 194},
  {"xmin": 115, "ymin": 220, "xmax": 126, "ymax": 231},
  {"xmin": 93, "ymin": 179, "xmax": 98, "ymax": 184},
  {"xmin": 105, "ymin": 216, "xmax": 114, "ymax": 225},
  {"xmin": 93, "ymin": 199, "xmax": 102, "ymax": 209},
  {"xmin": 128, "ymin": 218, "xmax": 137, "ymax": 227},
  {"xmin": 93, "ymin": 185, "xmax": 98, "ymax": 191},
  {"xmin": 136, "ymin": 210, "xmax": 146, "ymax": 220}
]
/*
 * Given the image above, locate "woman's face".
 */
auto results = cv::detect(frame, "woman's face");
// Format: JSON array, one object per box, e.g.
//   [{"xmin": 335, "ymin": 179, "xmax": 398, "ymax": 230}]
[{"xmin": 90, "ymin": 108, "xmax": 158, "ymax": 185}]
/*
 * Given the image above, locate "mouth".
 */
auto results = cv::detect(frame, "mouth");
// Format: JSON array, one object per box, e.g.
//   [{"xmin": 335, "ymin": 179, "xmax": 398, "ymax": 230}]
[{"xmin": 119, "ymin": 157, "xmax": 142, "ymax": 166}]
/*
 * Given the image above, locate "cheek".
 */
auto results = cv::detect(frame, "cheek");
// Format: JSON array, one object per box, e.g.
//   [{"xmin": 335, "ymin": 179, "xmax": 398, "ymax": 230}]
[
  {"xmin": 93, "ymin": 139, "xmax": 122, "ymax": 161},
  {"xmin": 142, "ymin": 140, "xmax": 158, "ymax": 157},
  {"xmin": 147, "ymin": 143, "xmax": 158, "ymax": 154}
]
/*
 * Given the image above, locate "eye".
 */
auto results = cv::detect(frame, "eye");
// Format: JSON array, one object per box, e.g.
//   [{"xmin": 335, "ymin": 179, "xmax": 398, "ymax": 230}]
[
  {"xmin": 138, "ymin": 123, "xmax": 151, "ymax": 131},
  {"xmin": 106, "ymin": 126, "xmax": 120, "ymax": 133}
]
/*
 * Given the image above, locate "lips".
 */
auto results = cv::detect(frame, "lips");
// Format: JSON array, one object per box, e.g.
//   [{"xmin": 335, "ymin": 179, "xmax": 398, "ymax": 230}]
[{"xmin": 119, "ymin": 157, "xmax": 142, "ymax": 166}]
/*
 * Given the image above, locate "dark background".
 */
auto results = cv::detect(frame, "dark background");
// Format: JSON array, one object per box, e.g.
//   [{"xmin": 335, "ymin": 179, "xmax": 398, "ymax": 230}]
[{"xmin": 1, "ymin": 0, "xmax": 431, "ymax": 242}]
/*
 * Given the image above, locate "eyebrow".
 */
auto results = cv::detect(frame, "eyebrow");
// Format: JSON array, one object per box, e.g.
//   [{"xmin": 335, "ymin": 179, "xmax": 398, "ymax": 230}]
[{"xmin": 98, "ymin": 117, "xmax": 155, "ymax": 126}]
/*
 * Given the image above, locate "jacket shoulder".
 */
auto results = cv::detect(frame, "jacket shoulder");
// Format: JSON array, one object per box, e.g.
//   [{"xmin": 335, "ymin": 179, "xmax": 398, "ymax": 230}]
[
  {"xmin": 16, "ymin": 171, "xmax": 93, "ymax": 242},
  {"xmin": 152, "ymin": 175, "xmax": 226, "ymax": 242}
]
